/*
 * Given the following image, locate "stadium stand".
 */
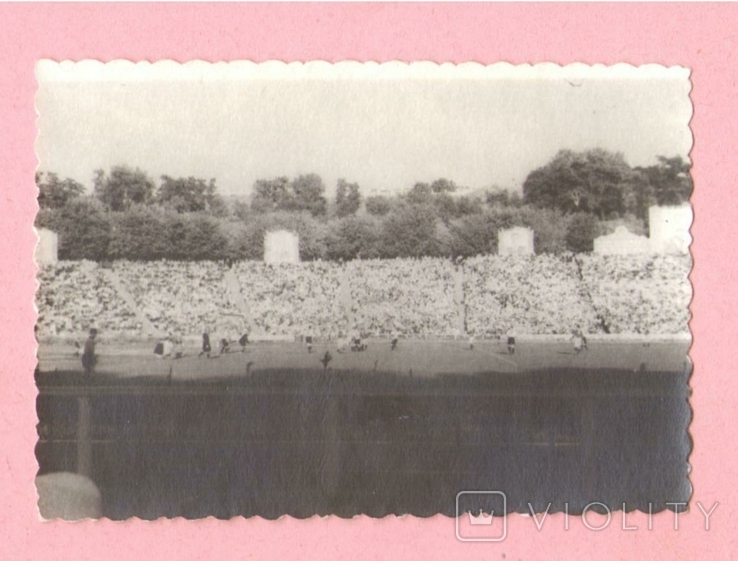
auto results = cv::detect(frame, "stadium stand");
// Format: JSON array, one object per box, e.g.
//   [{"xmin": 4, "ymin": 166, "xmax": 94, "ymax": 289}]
[
  {"xmin": 36, "ymin": 254, "xmax": 692, "ymax": 340},
  {"xmin": 577, "ymin": 253, "xmax": 692, "ymax": 334},
  {"xmin": 463, "ymin": 254, "xmax": 600, "ymax": 336},
  {"xmin": 111, "ymin": 260, "xmax": 240, "ymax": 338},
  {"xmin": 234, "ymin": 260, "xmax": 346, "ymax": 339},
  {"xmin": 36, "ymin": 261, "xmax": 139, "ymax": 337},
  {"xmin": 346, "ymin": 258, "xmax": 458, "ymax": 338}
]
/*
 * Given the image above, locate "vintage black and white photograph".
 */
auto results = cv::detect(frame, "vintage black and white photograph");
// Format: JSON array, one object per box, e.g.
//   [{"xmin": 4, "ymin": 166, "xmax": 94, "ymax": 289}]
[{"xmin": 34, "ymin": 61, "xmax": 692, "ymax": 521}]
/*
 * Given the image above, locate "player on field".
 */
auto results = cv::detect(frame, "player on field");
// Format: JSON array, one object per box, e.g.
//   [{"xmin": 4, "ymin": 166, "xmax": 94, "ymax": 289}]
[
  {"xmin": 219, "ymin": 338, "xmax": 230, "ymax": 354},
  {"xmin": 320, "ymin": 351, "xmax": 332, "ymax": 371},
  {"xmin": 81, "ymin": 328, "xmax": 98, "ymax": 376},
  {"xmin": 155, "ymin": 336, "xmax": 175, "ymax": 358},
  {"xmin": 199, "ymin": 332, "xmax": 211, "ymax": 358},
  {"xmin": 506, "ymin": 327, "xmax": 516, "ymax": 355},
  {"xmin": 172, "ymin": 336, "xmax": 184, "ymax": 359},
  {"xmin": 351, "ymin": 331, "xmax": 366, "ymax": 352},
  {"xmin": 337, "ymin": 334, "xmax": 350, "ymax": 353},
  {"xmin": 580, "ymin": 330, "xmax": 588, "ymax": 351},
  {"xmin": 571, "ymin": 328, "xmax": 588, "ymax": 353},
  {"xmin": 238, "ymin": 331, "xmax": 250, "ymax": 352},
  {"xmin": 305, "ymin": 326, "xmax": 314, "ymax": 354}
]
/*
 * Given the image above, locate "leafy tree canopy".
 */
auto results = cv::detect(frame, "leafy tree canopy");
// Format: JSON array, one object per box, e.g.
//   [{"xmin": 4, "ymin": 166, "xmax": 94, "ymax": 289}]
[
  {"xmin": 36, "ymin": 172, "xmax": 85, "ymax": 210},
  {"xmin": 251, "ymin": 176, "xmax": 291, "ymax": 214},
  {"xmin": 365, "ymin": 195, "xmax": 393, "ymax": 217},
  {"xmin": 251, "ymin": 174, "xmax": 328, "ymax": 217},
  {"xmin": 334, "ymin": 179, "xmax": 362, "ymax": 218},
  {"xmin": 157, "ymin": 176, "xmax": 227, "ymax": 216},
  {"xmin": 94, "ymin": 166, "xmax": 155, "ymax": 212},
  {"xmin": 565, "ymin": 212, "xmax": 598, "ymax": 253},
  {"xmin": 523, "ymin": 149, "xmax": 635, "ymax": 219},
  {"xmin": 636, "ymin": 156, "xmax": 692, "ymax": 206},
  {"xmin": 381, "ymin": 203, "xmax": 443, "ymax": 258},
  {"xmin": 326, "ymin": 215, "xmax": 382, "ymax": 261},
  {"xmin": 53, "ymin": 197, "xmax": 112, "ymax": 260}
]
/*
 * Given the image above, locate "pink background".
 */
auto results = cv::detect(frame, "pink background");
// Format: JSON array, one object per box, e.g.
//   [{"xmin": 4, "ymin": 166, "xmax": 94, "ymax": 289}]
[{"xmin": 1, "ymin": 3, "xmax": 736, "ymax": 559}]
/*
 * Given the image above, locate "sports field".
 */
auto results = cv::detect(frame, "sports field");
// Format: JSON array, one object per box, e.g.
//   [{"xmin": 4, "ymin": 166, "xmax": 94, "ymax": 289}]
[
  {"xmin": 36, "ymin": 337, "xmax": 691, "ymax": 519},
  {"xmin": 37, "ymin": 337, "xmax": 690, "ymax": 380}
]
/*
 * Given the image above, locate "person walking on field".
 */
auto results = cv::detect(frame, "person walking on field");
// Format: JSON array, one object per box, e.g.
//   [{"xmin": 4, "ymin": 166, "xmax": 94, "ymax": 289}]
[
  {"xmin": 238, "ymin": 331, "xmax": 250, "ymax": 353},
  {"xmin": 219, "ymin": 338, "xmax": 230, "ymax": 355},
  {"xmin": 506, "ymin": 327, "xmax": 516, "ymax": 355},
  {"xmin": 305, "ymin": 326, "xmax": 314, "ymax": 354},
  {"xmin": 571, "ymin": 328, "xmax": 588, "ymax": 354},
  {"xmin": 199, "ymin": 332, "xmax": 212, "ymax": 358},
  {"xmin": 579, "ymin": 329, "xmax": 588, "ymax": 351},
  {"xmin": 81, "ymin": 328, "xmax": 98, "ymax": 376}
]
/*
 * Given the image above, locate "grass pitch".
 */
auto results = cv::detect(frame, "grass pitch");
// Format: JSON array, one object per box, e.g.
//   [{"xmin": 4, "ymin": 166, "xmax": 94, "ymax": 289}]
[{"xmin": 37, "ymin": 337, "xmax": 690, "ymax": 381}]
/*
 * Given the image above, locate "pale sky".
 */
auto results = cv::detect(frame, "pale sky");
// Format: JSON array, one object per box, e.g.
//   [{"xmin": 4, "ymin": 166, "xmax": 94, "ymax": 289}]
[{"xmin": 35, "ymin": 61, "xmax": 692, "ymax": 198}]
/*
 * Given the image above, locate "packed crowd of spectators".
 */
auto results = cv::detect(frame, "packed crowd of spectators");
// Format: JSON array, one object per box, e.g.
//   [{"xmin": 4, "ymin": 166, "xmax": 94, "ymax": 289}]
[
  {"xmin": 112, "ymin": 260, "xmax": 239, "ymax": 338},
  {"xmin": 36, "ymin": 261, "xmax": 139, "ymax": 338},
  {"xmin": 577, "ymin": 254, "xmax": 692, "ymax": 334},
  {"xmin": 463, "ymin": 254, "xmax": 600, "ymax": 336},
  {"xmin": 234, "ymin": 261, "xmax": 346, "ymax": 339},
  {"xmin": 345, "ymin": 258, "xmax": 460, "ymax": 337},
  {"xmin": 36, "ymin": 254, "xmax": 692, "ymax": 340}
]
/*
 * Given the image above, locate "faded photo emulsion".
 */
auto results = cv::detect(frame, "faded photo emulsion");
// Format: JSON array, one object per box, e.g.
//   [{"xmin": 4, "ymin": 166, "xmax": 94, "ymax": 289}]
[{"xmin": 34, "ymin": 61, "xmax": 692, "ymax": 521}]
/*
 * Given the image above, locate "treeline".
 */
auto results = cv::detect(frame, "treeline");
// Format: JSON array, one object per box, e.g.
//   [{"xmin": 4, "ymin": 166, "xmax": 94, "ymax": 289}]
[{"xmin": 35, "ymin": 149, "xmax": 691, "ymax": 261}]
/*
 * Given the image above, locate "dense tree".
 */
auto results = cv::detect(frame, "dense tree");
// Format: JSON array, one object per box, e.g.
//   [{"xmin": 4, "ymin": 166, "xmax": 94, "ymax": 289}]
[
  {"xmin": 565, "ymin": 212, "xmax": 598, "ymax": 253},
  {"xmin": 250, "ymin": 176, "xmax": 292, "ymax": 214},
  {"xmin": 334, "ymin": 179, "xmax": 362, "ymax": 218},
  {"xmin": 365, "ymin": 195, "xmax": 393, "ymax": 217},
  {"xmin": 286, "ymin": 174, "xmax": 328, "ymax": 217},
  {"xmin": 53, "ymin": 197, "xmax": 112, "ymax": 260},
  {"xmin": 231, "ymin": 198, "xmax": 252, "ymax": 222},
  {"xmin": 325, "ymin": 215, "xmax": 382, "ymax": 260},
  {"xmin": 36, "ymin": 172, "xmax": 85, "ymax": 210},
  {"xmin": 34, "ymin": 208, "xmax": 55, "ymax": 231},
  {"xmin": 157, "ymin": 176, "xmax": 227, "ymax": 216},
  {"xmin": 486, "ymin": 189, "xmax": 511, "ymax": 207},
  {"xmin": 518, "ymin": 206, "xmax": 570, "ymax": 254},
  {"xmin": 46, "ymin": 155, "xmax": 689, "ymax": 262},
  {"xmin": 405, "ymin": 182, "xmax": 434, "ymax": 206},
  {"xmin": 622, "ymin": 173, "xmax": 655, "ymax": 223},
  {"xmin": 164, "ymin": 213, "xmax": 230, "ymax": 261},
  {"xmin": 454, "ymin": 195, "xmax": 484, "ymax": 217},
  {"xmin": 430, "ymin": 178, "xmax": 458, "ymax": 194},
  {"xmin": 523, "ymin": 149, "xmax": 636, "ymax": 219},
  {"xmin": 251, "ymin": 174, "xmax": 328, "ymax": 217},
  {"xmin": 94, "ymin": 166, "xmax": 155, "ymax": 212},
  {"xmin": 447, "ymin": 211, "xmax": 501, "ymax": 257},
  {"xmin": 434, "ymin": 193, "xmax": 457, "ymax": 223},
  {"xmin": 107, "ymin": 206, "xmax": 169, "ymax": 260},
  {"xmin": 405, "ymin": 179, "xmax": 471, "ymax": 223},
  {"xmin": 637, "ymin": 156, "xmax": 692, "ymax": 206},
  {"xmin": 379, "ymin": 203, "xmax": 442, "ymax": 258}
]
